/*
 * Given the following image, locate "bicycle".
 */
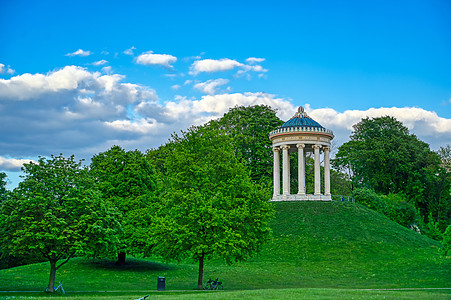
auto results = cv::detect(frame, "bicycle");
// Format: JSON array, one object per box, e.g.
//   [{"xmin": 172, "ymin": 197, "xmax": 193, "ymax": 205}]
[
  {"xmin": 44, "ymin": 281, "xmax": 65, "ymax": 294},
  {"xmin": 204, "ymin": 278, "xmax": 223, "ymax": 290}
]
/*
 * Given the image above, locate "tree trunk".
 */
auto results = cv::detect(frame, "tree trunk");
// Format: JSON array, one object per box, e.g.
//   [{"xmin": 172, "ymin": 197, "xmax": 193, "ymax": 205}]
[
  {"xmin": 47, "ymin": 258, "xmax": 57, "ymax": 292},
  {"xmin": 116, "ymin": 251, "xmax": 126, "ymax": 265},
  {"xmin": 197, "ymin": 254, "xmax": 204, "ymax": 290}
]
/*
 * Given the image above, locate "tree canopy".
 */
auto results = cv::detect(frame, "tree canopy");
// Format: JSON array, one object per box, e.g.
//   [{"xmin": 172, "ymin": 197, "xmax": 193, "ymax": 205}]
[
  {"xmin": 334, "ymin": 116, "xmax": 433, "ymax": 195},
  {"xmin": 90, "ymin": 146, "xmax": 159, "ymax": 264},
  {"xmin": 333, "ymin": 116, "xmax": 450, "ymax": 231},
  {"xmin": 0, "ymin": 155, "xmax": 121, "ymax": 292},
  {"xmin": 150, "ymin": 125, "xmax": 273, "ymax": 289},
  {"xmin": 0, "ymin": 172, "xmax": 7, "ymax": 203},
  {"xmin": 212, "ymin": 105, "xmax": 283, "ymax": 185}
]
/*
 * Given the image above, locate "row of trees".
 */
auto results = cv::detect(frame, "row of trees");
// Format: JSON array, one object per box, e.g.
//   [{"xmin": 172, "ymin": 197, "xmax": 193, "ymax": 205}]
[
  {"xmin": 0, "ymin": 105, "xmax": 280, "ymax": 291},
  {"xmin": 1, "ymin": 106, "xmax": 450, "ymax": 291},
  {"xmin": 333, "ymin": 116, "xmax": 451, "ymax": 238}
]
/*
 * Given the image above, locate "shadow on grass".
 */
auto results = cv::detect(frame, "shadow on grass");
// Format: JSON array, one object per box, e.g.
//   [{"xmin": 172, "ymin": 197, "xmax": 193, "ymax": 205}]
[{"xmin": 81, "ymin": 258, "xmax": 175, "ymax": 272}]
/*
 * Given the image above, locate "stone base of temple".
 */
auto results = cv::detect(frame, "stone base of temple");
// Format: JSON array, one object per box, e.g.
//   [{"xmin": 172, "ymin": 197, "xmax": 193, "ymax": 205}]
[{"xmin": 271, "ymin": 194, "xmax": 332, "ymax": 201}]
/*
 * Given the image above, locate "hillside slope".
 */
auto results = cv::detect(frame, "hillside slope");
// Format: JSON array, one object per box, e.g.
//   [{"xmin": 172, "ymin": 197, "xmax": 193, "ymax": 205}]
[
  {"xmin": 0, "ymin": 201, "xmax": 449, "ymax": 292},
  {"xmin": 240, "ymin": 201, "xmax": 448, "ymax": 289}
]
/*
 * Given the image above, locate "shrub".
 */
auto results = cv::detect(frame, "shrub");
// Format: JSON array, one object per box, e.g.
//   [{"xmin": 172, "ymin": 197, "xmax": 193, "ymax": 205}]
[
  {"xmin": 442, "ymin": 225, "xmax": 451, "ymax": 256},
  {"xmin": 0, "ymin": 253, "xmax": 45, "ymax": 270},
  {"xmin": 383, "ymin": 193, "xmax": 419, "ymax": 228},
  {"xmin": 352, "ymin": 188, "xmax": 388, "ymax": 215},
  {"xmin": 425, "ymin": 213, "xmax": 443, "ymax": 241},
  {"xmin": 352, "ymin": 189, "xmax": 421, "ymax": 230}
]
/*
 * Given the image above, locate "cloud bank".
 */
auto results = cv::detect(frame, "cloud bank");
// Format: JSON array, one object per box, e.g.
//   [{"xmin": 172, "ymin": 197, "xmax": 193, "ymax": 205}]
[
  {"xmin": 1, "ymin": 65, "xmax": 449, "ymax": 179},
  {"xmin": 308, "ymin": 106, "xmax": 451, "ymax": 150}
]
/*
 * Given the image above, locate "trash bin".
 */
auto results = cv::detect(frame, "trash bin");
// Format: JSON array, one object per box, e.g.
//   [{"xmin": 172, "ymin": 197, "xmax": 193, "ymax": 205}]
[{"xmin": 157, "ymin": 276, "xmax": 165, "ymax": 291}]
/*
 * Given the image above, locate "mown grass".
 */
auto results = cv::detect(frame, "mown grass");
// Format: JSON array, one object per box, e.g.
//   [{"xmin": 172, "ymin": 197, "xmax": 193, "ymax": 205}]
[
  {"xmin": 0, "ymin": 288, "xmax": 450, "ymax": 299},
  {"xmin": 0, "ymin": 201, "xmax": 449, "ymax": 299}
]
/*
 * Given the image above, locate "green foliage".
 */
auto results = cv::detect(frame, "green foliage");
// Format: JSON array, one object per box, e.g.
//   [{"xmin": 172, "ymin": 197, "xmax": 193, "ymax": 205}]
[
  {"xmin": 438, "ymin": 144, "xmax": 451, "ymax": 172},
  {"xmin": 333, "ymin": 116, "xmax": 451, "ymax": 232},
  {"xmin": 442, "ymin": 225, "xmax": 451, "ymax": 256},
  {"xmin": 0, "ymin": 173, "xmax": 45, "ymax": 270},
  {"xmin": 90, "ymin": 146, "xmax": 159, "ymax": 261},
  {"xmin": 425, "ymin": 213, "xmax": 443, "ymax": 241},
  {"xmin": 384, "ymin": 193, "xmax": 418, "ymax": 228},
  {"xmin": 212, "ymin": 105, "xmax": 283, "ymax": 186},
  {"xmin": 191, "ymin": 105, "xmax": 353, "ymax": 197},
  {"xmin": 351, "ymin": 189, "xmax": 420, "ymax": 229},
  {"xmin": 351, "ymin": 188, "xmax": 388, "ymax": 215},
  {"xmin": 1, "ymin": 202, "xmax": 449, "ymax": 294},
  {"xmin": 0, "ymin": 154, "xmax": 121, "ymax": 291},
  {"xmin": 330, "ymin": 168, "xmax": 353, "ymax": 196},
  {"xmin": 334, "ymin": 116, "xmax": 432, "ymax": 195},
  {"xmin": 151, "ymin": 125, "xmax": 274, "ymax": 289},
  {"xmin": 0, "ymin": 172, "xmax": 7, "ymax": 203}
]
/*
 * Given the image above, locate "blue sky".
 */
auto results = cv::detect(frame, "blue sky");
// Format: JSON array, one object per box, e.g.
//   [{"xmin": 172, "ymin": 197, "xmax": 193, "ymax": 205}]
[{"xmin": 1, "ymin": 0, "xmax": 451, "ymax": 189}]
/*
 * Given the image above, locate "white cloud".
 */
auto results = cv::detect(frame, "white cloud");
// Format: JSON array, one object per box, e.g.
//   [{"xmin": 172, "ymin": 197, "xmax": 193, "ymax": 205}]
[
  {"xmin": 189, "ymin": 57, "xmax": 268, "ymax": 78},
  {"xmin": 92, "ymin": 60, "xmax": 108, "ymax": 66},
  {"xmin": 104, "ymin": 118, "xmax": 160, "ymax": 134},
  {"xmin": 0, "ymin": 66, "xmax": 94, "ymax": 100},
  {"xmin": 0, "ymin": 157, "xmax": 35, "ymax": 171},
  {"xmin": 65, "ymin": 49, "xmax": 92, "ymax": 57},
  {"xmin": 136, "ymin": 51, "xmax": 177, "ymax": 68},
  {"xmin": 2, "ymin": 63, "xmax": 450, "ymax": 191},
  {"xmin": 236, "ymin": 64, "xmax": 268, "ymax": 79},
  {"xmin": 146, "ymin": 92, "xmax": 295, "ymax": 126},
  {"xmin": 171, "ymin": 84, "xmax": 181, "ymax": 90},
  {"xmin": 246, "ymin": 57, "xmax": 265, "ymax": 64},
  {"xmin": 0, "ymin": 65, "xmax": 159, "ymax": 162},
  {"xmin": 306, "ymin": 106, "xmax": 451, "ymax": 150},
  {"xmin": 101, "ymin": 66, "xmax": 112, "ymax": 74},
  {"xmin": 124, "ymin": 46, "xmax": 136, "ymax": 56},
  {"xmin": 0, "ymin": 63, "xmax": 15, "ymax": 75},
  {"xmin": 193, "ymin": 78, "xmax": 230, "ymax": 95},
  {"xmin": 190, "ymin": 58, "xmax": 243, "ymax": 75}
]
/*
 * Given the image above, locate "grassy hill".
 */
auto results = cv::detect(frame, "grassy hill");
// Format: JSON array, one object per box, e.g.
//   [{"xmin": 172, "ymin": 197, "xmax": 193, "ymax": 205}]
[{"xmin": 0, "ymin": 201, "xmax": 449, "ymax": 295}]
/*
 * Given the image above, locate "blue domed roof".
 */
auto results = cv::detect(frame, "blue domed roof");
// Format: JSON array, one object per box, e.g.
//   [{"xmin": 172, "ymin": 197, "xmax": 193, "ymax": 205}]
[{"xmin": 279, "ymin": 107, "xmax": 324, "ymax": 129}]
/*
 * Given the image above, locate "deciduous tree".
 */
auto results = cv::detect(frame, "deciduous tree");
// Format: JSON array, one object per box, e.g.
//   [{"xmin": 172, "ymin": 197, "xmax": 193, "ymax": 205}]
[
  {"xmin": 0, "ymin": 155, "xmax": 120, "ymax": 292},
  {"xmin": 151, "ymin": 125, "xmax": 273, "ymax": 289},
  {"xmin": 90, "ymin": 146, "xmax": 159, "ymax": 264},
  {"xmin": 333, "ymin": 116, "xmax": 450, "ymax": 230},
  {"xmin": 212, "ymin": 105, "xmax": 283, "ymax": 186}
]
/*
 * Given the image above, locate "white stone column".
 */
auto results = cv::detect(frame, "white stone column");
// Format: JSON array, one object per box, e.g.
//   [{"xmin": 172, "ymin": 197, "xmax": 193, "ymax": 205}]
[
  {"xmin": 313, "ymin": 144, "xmax": 322, "ymax": 195},
  {"xmin": 297, "ymin": 143, "xmax": 305, "ymax": 195},
  {"xmin": 281, "ymin": 144, "xmax": 290, "ymax": 195},
  {"xmin": 324, "ymin": 146, "xmax": 331, "ymax": 196},
  {"xmin": 273, "ymin": 147, "xmax": 280, "ymax": 198}
]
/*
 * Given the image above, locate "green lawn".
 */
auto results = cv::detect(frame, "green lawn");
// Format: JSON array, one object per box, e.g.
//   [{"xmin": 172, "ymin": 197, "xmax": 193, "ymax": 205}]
[
  {"xmin": 0, "ymin": 201, "xmax": 449, "ymax": 299},
  {"xmin": 0, "ymin": 288, "xmax": 450, "ymax": 299}
]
